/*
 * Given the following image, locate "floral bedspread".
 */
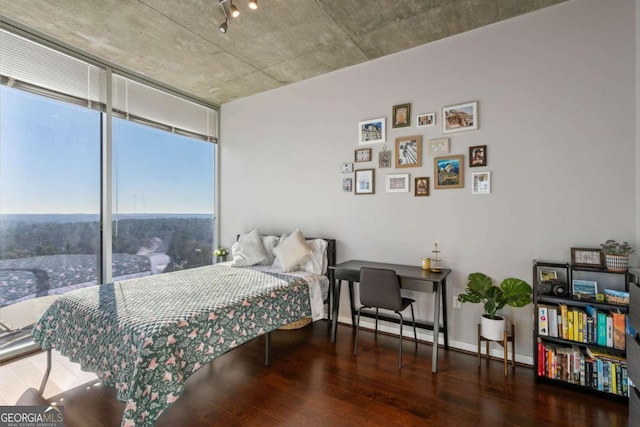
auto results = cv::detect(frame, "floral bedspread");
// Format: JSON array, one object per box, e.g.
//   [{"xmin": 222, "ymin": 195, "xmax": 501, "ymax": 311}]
[{"xmin": 32, "ymin": 264, "xmax": 311, "ymax": 426}]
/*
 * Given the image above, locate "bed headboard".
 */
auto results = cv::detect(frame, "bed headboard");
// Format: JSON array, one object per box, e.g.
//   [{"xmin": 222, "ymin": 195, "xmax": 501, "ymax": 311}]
[{"xmin": 235, "ymin": 234, "xmax": 336, "ymax": 268}]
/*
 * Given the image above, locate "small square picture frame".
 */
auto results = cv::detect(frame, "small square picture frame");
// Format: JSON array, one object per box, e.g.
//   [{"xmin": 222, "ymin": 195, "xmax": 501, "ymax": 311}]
[
  {"xmin": 427, "ymin": 137, "xmax": 450, "ymax": 156},
  {"xmin": 379, "ymin": 149, "xmax": 392, "ymax": 168},
  {"xmin": 572, "ymin": 279, "xmax": 598, "ymax": 297},
  {"xmin": 395, "ymin": 135, "xmax": 422, "ymax": 168},
  {"xmin": 341, "ymin": 162, "xmax": 354, "ymax": 173},
  {"xmin": 354, "ymin": 169, "xmax": 375, "ymax": 195},
  {"xmin": 415, "ymin": 177, "xmax": 429, "ymax": 197},
  {"xmin": 471, "ymin": 171, "xmax": 491, "ymax": 195},
  {"xmin": 570, "ymin": 248, "xmax": 604, "ymax": 268},
  {"xmin": 417, "ymin": 113, "xmax": 435, "ymax": 128},
  {"xmin": 386, "ymin": 173, "xmax": 409, "ymax": 193},
  {"xmin": 355, "ymin": 148, "xmax": 372, "ymax": 162},
  {"xmin": 469, "ymin": 145, "xmax": 487, "ymax": 167},
  {"xmin": 392, "ymin": 103, "xmax": 411, "ymax": 128},
  {"xmin": 358, "ymin": 117, "xmax": 385, "ymax": 145},
  {"xmin": 434, "ymin": 155, "xmax": 464, "ymax": 189}
]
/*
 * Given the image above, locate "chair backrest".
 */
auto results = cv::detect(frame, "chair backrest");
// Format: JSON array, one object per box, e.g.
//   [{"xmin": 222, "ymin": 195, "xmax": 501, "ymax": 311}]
[{"xmin": 359, "ymin": 267, "xmax": 402, "ymax": 311}]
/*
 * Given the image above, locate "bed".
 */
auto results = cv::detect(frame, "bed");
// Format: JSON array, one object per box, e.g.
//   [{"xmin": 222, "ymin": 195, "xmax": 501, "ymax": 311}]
[{"xmin": 32, "ymin": 233, "xmax": 336, "ymax": 426}]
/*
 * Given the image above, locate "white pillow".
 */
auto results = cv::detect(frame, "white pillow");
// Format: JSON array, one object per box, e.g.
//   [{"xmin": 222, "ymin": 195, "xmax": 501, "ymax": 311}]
[
  {"xmin": 299, "ymin": 239, "xmax": 328, "ymax": 275},
  {"xmin": 258, "ymin": 235, "xmax": 279, "ymax": 266},
  {"xmin": 273, "ymin": 229, "xmax": 312, "ymax": 273},
  {"xmin": 230, "ymin": 229, "xmax": 267, "ymax": 267}
]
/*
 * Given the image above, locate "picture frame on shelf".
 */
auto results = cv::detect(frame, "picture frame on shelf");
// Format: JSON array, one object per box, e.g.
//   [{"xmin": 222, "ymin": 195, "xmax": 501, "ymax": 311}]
[
  {"xmin": 341, "ymin": 162, "xmax": 353, "ymax": 173},
  {"xmin": 434, "ymin": 155, "xmax": 464, "ymax": 189},
  {"xmin": 342, "ymin": 177, "xmax": 352, "ymax": 192},
  {"xmin": 469, "ymin": 145, "xmax": 487, "ymax": 167},
  {"xmin": 392, "ymin": 103, "xmax": 411, "ymax": 128},
  {"xmin": 570, "ymin": 247, "xmax": 604, "ymax": 268},
  {"xmin": 415, "ymin": 177, "xmax": 429, "ymax": 197},
  {"xmin": 355, "ymin": 148, "xmax": 372, "ymax": 162},
  {"xmin": 572, "ymin": 279, "xmax": 598, "ymax": 297},
  {"xmin": 385, "ymin": 173, "xmax": 409, "ymax": 193},
  {"xmin": 354, "ymin": 169, "xmax": 375, "ymax": 195},
  {"xmin": 395, "ymin": 135, "xmax": 422, "ymax": 168},
  {"xmin": 417, "ymin": 113, "xmax": 435, "ymax": 128},
  {"xmin": 358, "ymin": 117, "xmax": 385, "ymax": 145},
  {"xmin": 471, "ymin": 171, "xmax": 490, "ymax": 194},
  {"xmin": 378, "ymin": 148, "xmax": 392, "ymax": 168},
  {"xmin": 539, "ymin": 269, "xmax": 558, "ymax": 282},
  {"xmin": 427, "ymin": 137, "xmax": 450, "ymax": 156},
  {"xmin": 442, "ymin": 101, "xmax": 478, "ymax": 134}
]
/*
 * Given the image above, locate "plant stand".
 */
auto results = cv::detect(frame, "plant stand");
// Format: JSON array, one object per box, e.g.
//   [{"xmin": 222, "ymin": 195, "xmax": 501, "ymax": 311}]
[{"xmin": 477, "ymin": 323, "xmax": 515, "ymax": 376}]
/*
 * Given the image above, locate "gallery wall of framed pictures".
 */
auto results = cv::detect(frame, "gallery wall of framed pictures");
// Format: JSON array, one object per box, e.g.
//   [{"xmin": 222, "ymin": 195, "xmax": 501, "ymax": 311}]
[{"xmin": 344, "ymin": 99, "xmax": 490, "ymax": 196}]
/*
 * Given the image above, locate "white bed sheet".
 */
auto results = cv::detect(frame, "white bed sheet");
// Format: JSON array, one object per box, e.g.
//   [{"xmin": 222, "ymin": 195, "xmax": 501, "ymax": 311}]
[{"xmin": 218, "ymin": 262, "xmax": 329, "ymax": 321}]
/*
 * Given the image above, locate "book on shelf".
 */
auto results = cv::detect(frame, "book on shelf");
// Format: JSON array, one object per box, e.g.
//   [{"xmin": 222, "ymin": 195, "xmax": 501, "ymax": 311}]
[
  {"xmin": 611, "ymin": 310, "xmax": 626, "ymax": 350},
  {"xmin": 559, "ymin": 304, "xmax": 569, "ymax": 339},
  {"xmin": 567, "ymin": 310, "xmax": 574, "ymax": 341},
  {"xmin": 597, "ymin": 312, "xmax": 607, "ymax": 346},
  {"xmin": 606, "ymin": 315, "xmax": 613, "ymax": 347},
  {"xmin": 548, "ymin": 306, "xmax": 558, "ymax": 337},
  {"xmin": 538, "ymin": 305, "xmax": 549, "ymax": 336}
]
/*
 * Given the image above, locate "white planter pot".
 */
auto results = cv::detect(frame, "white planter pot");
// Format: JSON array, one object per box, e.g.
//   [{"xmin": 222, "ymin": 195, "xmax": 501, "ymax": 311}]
[
  {"xmin": 480, "ymin": 314, "xmax": 506, "ymax": 341},
  {"xmin": 605, "ymin": 254, "xmax": 629, "ymax": 272}
]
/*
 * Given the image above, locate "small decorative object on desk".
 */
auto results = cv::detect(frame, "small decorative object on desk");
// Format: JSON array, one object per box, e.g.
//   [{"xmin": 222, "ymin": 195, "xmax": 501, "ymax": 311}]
[
  {"xmin": 421, "ymin": 257, "xmax": 431, "ymax": 270},
  {"xmin": 214, "ymin": 247, "xmax": 228, "ymax": 262},
  {"xmin": 599, "ymin": 239, "xmax": 634, "ymax": 272},
  {"xmin": 431, "ymin": 242, "xmax": 441, "ymax": 273},
  {"xmin": 604, "ymin": 289, "xmax": 629, "ymax": 306}
]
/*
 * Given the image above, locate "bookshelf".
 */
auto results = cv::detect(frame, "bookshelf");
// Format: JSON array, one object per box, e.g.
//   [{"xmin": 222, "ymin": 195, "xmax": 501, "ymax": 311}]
[{"xmin": 533, "ymin": 260, "xmax": 630, "ymax": 400}]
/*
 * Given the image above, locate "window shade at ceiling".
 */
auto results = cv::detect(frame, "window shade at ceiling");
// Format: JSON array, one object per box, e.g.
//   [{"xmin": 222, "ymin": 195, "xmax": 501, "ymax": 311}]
[
  {"xmin": 112, "ymin": 74, "xmax": 217, "ymax": 140},
  {"xmin": 0, "ymin": 29, "xmax": 106, "ymax": 106}
]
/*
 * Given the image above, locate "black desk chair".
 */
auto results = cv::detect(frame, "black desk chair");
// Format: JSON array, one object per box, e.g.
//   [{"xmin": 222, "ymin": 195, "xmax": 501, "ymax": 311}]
[{"xmin": 354, "ymin": 267, "xmax": 418, "ymax": 368}]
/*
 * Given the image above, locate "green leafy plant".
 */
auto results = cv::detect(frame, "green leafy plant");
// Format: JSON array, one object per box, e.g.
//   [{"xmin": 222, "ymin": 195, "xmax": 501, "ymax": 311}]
[
  {"xmin": 600, "ymin": 240, "xmax": 634, "ymax": 256},
  {"xmin": 457, "ymin": 272, "xmax": 532, "ymax": 319}
]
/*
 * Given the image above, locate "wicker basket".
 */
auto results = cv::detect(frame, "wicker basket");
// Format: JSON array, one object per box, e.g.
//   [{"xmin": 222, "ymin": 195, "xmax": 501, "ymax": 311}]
[
  {"xmin": 605, "ymin": 254, "xmax": 629, "ymax": 272},
  {"xmin": 279, "ymin": 317, "xmax": 312, "ymax": 330}
]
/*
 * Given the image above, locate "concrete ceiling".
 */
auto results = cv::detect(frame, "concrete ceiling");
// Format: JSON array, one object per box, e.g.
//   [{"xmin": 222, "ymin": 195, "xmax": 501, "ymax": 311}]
[{"xmin": 0, "ymin": 0, "xmax": 566, "ymax": 107}]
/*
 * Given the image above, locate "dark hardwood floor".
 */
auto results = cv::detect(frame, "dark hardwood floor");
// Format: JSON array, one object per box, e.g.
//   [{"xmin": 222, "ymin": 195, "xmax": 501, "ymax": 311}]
[{"xmin": 37, "ymin": 321, "xmax": 629, "ymax": 426}]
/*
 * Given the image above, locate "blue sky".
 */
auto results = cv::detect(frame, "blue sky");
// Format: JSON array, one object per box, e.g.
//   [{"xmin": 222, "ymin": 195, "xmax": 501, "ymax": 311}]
[{"xmin": 0, "ymin": 86, "xmax": 214, "ymax": 214}]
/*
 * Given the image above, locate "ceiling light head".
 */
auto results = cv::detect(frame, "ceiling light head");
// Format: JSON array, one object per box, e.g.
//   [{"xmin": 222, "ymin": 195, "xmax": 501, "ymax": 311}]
[
  {"xmin": 248, "ymin": 0, "xmax": 257, "ymax": 10},
  {"xmin": 219, "ymin": 19, "xmax": 228, "ymax": 33},
  {"xmin": 230, "ymin": 3, "xmax": 240, "ymax": 17}
]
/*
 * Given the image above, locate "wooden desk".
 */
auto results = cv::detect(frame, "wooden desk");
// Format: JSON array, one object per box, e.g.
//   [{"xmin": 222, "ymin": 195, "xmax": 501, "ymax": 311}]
[{"xmin": 328, "ymin": 260, "xmax": 451, "ymax": 373}]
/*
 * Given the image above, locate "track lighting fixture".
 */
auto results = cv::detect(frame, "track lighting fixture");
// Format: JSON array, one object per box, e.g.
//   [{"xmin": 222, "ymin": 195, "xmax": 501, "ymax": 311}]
[
  {"xmin": 219, "ymin": 19, "xmax": 228, "ymax": 33},
  {"xmin": 217, "ymin": 0, "xmax": 258, "ymax": 34}
]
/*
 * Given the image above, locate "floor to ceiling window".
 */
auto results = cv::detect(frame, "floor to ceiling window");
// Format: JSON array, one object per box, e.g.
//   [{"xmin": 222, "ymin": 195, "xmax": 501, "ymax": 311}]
[{"xmin": 0, "ymin": 28, "xmax": 218, "ymax": 360}]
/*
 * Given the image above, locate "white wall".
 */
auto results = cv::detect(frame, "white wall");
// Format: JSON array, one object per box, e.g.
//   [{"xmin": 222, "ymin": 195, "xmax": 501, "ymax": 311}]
[{"xmin": 219, "ymin": 0, "xmax": 636, "ymax": 362}]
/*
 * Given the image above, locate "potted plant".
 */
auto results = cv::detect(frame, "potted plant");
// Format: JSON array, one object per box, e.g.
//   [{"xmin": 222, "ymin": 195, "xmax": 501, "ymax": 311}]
[
  {"xmin": 457, "ymin": 272, "xmax": 533, "ymax": 341},
  {"xmin": 213, "ymin": 247, "xmax": 229, "ymax": 263},
  {"xmin": 600, "ymin": 240, "xmax": 634, "ymax": 272}
]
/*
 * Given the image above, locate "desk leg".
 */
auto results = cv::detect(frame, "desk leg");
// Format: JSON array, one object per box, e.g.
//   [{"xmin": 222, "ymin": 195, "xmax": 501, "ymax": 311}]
[
  {"xmin": 431, "ymin": 281, "xmax": 441, "ymax": 373},
  {"xmin": 331, "ymin": 280, "xmax": 342, "ymax": 343},
  {"xmin": 348, "ymin": 281, "xmax": 356, "ymax": 329},
  {"xmin": 441, "ymin": 278, "xmax": 449, "ymax": 349}
]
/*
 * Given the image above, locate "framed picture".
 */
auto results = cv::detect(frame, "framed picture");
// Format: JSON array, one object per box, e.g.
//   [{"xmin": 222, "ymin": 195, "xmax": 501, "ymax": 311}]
[
  {"xmin": 392, "ymin": 103, "xmax": 411, "ymax": 128},
  {"xmin": 469, "ymin": 145, "xmax": 487, "ymax": 167},
  {"xmin": 354, "ymin": 169, "xmax": 375, "ymax": 195},
  {"xmin": 358, "ymin": 117, "xmax": 385, "ymax": 145},
  {"xmin": 341, "ymin": 162, "xmax": 353, "ymax": 173},
  {"xmin": 415, "ymin": 177, "xmax": 429, "ymax": 197},
  {"xmin": 471, "ymin": 171, "xmax": 491, "ymax": 194},
  {"xmin": 355, "ymin": 148, "xmax": 372, "ymax": 162},
  {"xmin": 539, "ymin": 269, "xmax": 558, "ymax": 282},
  {"xmin": 342, "ymin": 177, "xmax": 352, "ymax": 192},
  {"xmin": 417, "ymin": 113, "xmax": 435, "ymax": 128},
  {"xmin": 427, "ymin": 137, "xmax": 450, "ymax": 156},
  {"xmin": 570, "ymin": 247, "xmax": 604, "ymax": 267},
  {"xmin": 442, "ymin": 101, "xmax": 478, "ymax": 134},
  {"xmin": 395, "ymin": 135, "xmax": 422, "ymax": 168},
  {"xmin": 379, "ymin": 149, "xmax": 391, "ymax": 168},
  {"xmin": 434, "ymin": 155, "xmax": 464, "ymax": 189},
  {"xmin": 572, "ymin": 279, "xmax": 598, "ymax": 297},
  {"xmin": 385, "ymin": 173, "xmax": 409, "ymax": 193}
]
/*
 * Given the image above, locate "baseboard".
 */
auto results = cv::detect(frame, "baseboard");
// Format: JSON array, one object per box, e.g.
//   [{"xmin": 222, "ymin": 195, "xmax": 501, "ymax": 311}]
[{"xmin": 337, "ymin": 314, "xmax": 534, "ymax": 367}]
